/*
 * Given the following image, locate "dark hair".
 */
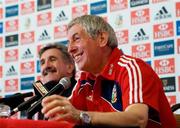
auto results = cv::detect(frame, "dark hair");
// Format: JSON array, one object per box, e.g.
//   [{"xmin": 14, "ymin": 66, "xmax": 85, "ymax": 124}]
[{"xmin": 39, "ymin": 43, "xmax": 76, "ymax": 76}]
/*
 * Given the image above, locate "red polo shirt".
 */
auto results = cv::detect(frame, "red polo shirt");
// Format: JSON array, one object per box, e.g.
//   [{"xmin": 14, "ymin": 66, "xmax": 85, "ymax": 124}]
[{"xmin": 70, "ymin": 48, "xmax": 176, "ymax": 128}]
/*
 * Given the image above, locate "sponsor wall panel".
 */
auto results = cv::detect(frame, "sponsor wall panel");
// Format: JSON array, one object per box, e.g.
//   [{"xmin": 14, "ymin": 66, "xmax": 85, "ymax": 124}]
[{"xmin": 0, "ymin": 0, "xmax": 179, "ymax": 118}]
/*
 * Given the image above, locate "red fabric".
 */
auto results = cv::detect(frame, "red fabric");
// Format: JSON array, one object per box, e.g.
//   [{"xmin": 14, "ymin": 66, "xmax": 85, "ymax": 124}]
[
  {"xmin": 70, "ymin": 48, "xmax": 176, "ymax": 128},
  {"xmin": 0, "ymin": 118, "xmax": 74, "ymax": 128}
]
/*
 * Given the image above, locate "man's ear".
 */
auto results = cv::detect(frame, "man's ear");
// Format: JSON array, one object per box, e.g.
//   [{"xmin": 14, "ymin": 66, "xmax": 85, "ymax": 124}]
[
  {"xmin": 66, "ymin": 64, "xmax": 75, "ymax": 76},
  {"xmin": 98, "ymin": 31, "xmax": 109, "ymax": 47}
]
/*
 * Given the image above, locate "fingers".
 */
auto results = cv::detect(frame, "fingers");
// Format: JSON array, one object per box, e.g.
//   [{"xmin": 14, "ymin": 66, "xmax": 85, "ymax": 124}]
[
  {"xmin": 41, "ymin": 95, "xmax": 68, "ymax": 118},
  {"xmin": 44, "ymin": 106, "xmax": 66, "ymax": 118}
]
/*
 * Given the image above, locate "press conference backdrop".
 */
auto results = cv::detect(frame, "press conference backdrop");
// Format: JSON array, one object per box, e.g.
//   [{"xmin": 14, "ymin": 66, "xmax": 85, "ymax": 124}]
[{"xmin": 0, "ymin": 0, "xmax": 180, "ymax": 118}]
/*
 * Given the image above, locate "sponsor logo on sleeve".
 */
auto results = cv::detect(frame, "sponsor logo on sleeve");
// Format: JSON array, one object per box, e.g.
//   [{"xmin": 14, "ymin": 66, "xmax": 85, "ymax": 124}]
[
  {"xmin": 154, "ymin": 40, "xmax": 174, "ymax": 56},
  {"xmin": 154, "ymin": 58, "xmax": 175, "ymax": 75}
]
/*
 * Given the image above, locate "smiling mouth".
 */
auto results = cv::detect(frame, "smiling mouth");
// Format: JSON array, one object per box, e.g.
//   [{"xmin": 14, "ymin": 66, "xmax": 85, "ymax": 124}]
[{"xmin": 74, "ymin": 52, "xmax": 83, "ymax": 62}]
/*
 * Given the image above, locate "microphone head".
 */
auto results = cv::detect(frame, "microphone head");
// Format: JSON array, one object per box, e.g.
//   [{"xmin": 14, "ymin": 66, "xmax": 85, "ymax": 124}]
[{"xmin": 58, "ymin": 77, "xmax": 71, "ymax": 90}]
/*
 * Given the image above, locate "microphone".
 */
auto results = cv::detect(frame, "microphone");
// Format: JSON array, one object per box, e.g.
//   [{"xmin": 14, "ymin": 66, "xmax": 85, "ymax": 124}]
[
  {"xmin": 27, "ymin": 77, "xmax": 71, "ymax": 118},
  {"xmin": 0, "ymin": 92, "xmax": 33, "ymax": 109},
  {"xmin": 10, "ymin": 80, "xmax": 50, "ymax": 116}
]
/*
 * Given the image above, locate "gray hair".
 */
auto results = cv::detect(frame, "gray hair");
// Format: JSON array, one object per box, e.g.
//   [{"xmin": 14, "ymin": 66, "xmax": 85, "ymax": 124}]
[{"xmin": 67, "ymin": 15, "xmax": 118, "ymax": 49}]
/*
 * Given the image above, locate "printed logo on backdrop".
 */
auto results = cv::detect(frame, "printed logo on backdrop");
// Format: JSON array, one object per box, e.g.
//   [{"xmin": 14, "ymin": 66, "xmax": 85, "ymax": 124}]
[
  {"xmin": 72, "ymin": 4, "xmax": 88, "ymax": 19},
  {"xmin": 37, "ymin": 0, "xmax": 51, "ymax": 11},
  {"xmin": 5, "ymin": 65, "xmax": 18, "ymax": 76},
  {"xmin": 54, "ymin": 0, "xmax": 69, "ymax": 7},
  {"xmin": 0, "ymin": 66, "xmax": 2, "ymax": 78},
  {"xmin": 20, "ymin": 77, "xmax": 34, "ymax": 90},
  {"xmin": 130, "ymin": 0, "xmax": 149, "ymax": 7},
  {"xmin": 154, "ymin": 40, "xmax": 174, "ymax": 56},
  {"xmin": 153, "ymin": 22, "xmax": 174, "ymax": 40},
  {"xmin": 54, "ymin": 25, "xmax": 67, "ymax": 39},
  {"xmin": 37, "ymin": 12, "xmax": 51, "ymax": 26},
  {"xmin": 55, "ymin": 10, "xmax": 68, "ymax": 22},
  {"xmin": 5, "ymin": 19, "xmax": 18, "ymax": 32},
  {"xmin": 0, "ymin": 37, "xmax": 2, "ymax": 48},
  {"xmin": 161, "ymin": 76, "xmax": 176, "ymax": 92},
  {"xmin": 5, "ymin": 49, "xmax": 18, "ymax": 62},
  {"xmin": 179, "ymin": 76, "xmax": 180, "ymax": 91},
  {"xmin": 5, "ymin": 34, "xmax": 18, "ymax": 47},
  {"xmin": 37, "ymin": 60, "xmax": 41, "ymax": 73},
  {"xmin": 0, "ymin": 8, "xmax": 3, "ymax": 19},
  {"xmin": 21, "ymin": 1, "xmax": 35, "ymax": 15},
  {"xmin": 21, "ymin": 47, "xmax": 34, "ymax": 60},
  {"xmin": 167, "ymin": 95, "xmax": 176, "ymax": 106},
  {"xmin": 58, "ymin": 40, "xmax": 68, "ymax": 46},
  {"xmin": 0, "ymin": 22, "xmax": 3, "ymax": 34},
  {"xmin": 110, "ymin": 0, "xmax": 128, "ymax": 12},
  {"xmin": 72, "ymin": 0, "xmax": 87, "ymax": 3},
  {"xmin": 5, "ymin": 5, "xmax": 18, "ymax": 17},
  {"xmin": 176, "ymin": 2, "xmax": 180, "ymax": 17},
  {"xmin": 154, "ymin": 58, "xmax": 175, "ymax": 75},
  {"xmin": 37, "ymin": 44, "xmax": 44, "ymax": 57},
  {"xmin": 176, "ymin": 21, "xmax": 180, "ymax": 36},
  {"xmin": 154, "ymin": 6, "xmax": 172, "ymax": 20},
  {"xmin": 20, "ymin": 17, "xmax": 33, "ymax": 31},
  {"xmin": 5, "ymin": 0, "xmax": 18, "ymax": 5},
  {"xmin": 132, "ymin": 28, "xmax": 149, "ymax": 42},
  {"xmin": 178, "ymin": 38, "xmax": 180, "ymax": 54},
  {"xmin": 116, "ymin": 30, "xmax": 128, "ymax": 45},
  {"xmin": 114, "ymin": 14, "xmax": 123, "ymax": 28},
  {"xmin": 38, "ymin": 29, "xmax": 51, "ymax": 41},
  {"xmin": 132, "ymin": 43, "xmax": 151, "ymax": 59},
  {"xmin": 131, "ymin": 8, "xmax": 150, "ymax": 25},
  {"xmin": 5, "ymin": 79, "xmax": 18, "ymax": 92},
  {"xmin": 21, "ymin": 31, "xmax": 35, "ymax": 45},
  {"xmin": 152, "ymin": 0, "xmax": 168, "ymax": 3},
  {"xmin": 90, "ymin": 1, "xmax": 107, "ymax": 15},
  {"xmin": 20, "ymin": 61, "xmax": 34, "ymax": 75}
]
